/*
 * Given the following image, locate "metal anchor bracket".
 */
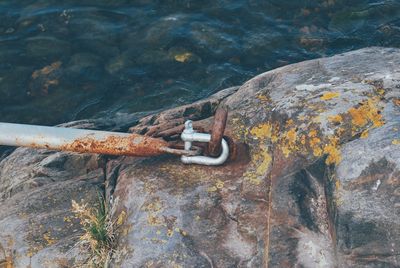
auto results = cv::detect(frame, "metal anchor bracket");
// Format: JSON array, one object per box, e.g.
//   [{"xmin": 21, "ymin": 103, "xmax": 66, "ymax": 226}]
[{"xmin": 180, "ymin": 120, "xmax": 229, "ymax": 166}]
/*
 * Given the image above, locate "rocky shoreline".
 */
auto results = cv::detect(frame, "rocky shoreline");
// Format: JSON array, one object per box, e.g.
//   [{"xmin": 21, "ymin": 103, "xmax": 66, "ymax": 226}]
[{"xmin": 1, "ymin": 47, "xmax": 400, "ymax": 267}]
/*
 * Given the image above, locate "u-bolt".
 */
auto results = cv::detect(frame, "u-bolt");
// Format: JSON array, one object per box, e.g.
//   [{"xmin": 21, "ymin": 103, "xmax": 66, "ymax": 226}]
[{"xmin": 180, "ymin": 120, "xmax": 229, "ymax": 165}]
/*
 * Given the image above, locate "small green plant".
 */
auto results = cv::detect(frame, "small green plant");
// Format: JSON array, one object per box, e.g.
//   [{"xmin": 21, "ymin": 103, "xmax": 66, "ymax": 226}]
[{"xmin": 72, "ymin": 193, "xmax": 126, "ymax": 268}]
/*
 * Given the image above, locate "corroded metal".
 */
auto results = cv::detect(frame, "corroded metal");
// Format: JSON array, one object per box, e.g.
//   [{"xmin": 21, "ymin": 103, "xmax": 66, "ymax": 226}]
[
  {"xmin": 0, "ymin": 123, "xmax": 196, "ymax": 157},
  {"xmin": 208, "ymin": 107, "xmax": 228, "ymax": 156},
  {"xmin": 60, "ymin": 134, "xmax": 170, "ymax": 156}
]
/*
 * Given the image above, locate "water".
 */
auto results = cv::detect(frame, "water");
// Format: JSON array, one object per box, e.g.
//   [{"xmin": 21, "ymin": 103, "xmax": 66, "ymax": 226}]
[{"xmin": 0, "ymin": 0, "xmax": 399, "ymax": 125}]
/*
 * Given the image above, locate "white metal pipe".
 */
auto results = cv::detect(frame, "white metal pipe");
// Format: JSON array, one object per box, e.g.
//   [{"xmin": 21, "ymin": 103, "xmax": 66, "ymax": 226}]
[{"xmin": 0, "ymin": 122, "xmax": 125, "ymax": 148}]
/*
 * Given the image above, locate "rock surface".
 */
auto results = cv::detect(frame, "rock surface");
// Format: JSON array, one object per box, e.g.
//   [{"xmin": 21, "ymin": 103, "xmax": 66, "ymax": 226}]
[{"xmin": 1, "ymin": 47, "xmax": 400, "ymax": 267}]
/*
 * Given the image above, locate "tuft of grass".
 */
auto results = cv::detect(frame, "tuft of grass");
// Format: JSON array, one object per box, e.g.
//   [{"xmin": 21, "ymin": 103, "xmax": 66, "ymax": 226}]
[{"xmin": 71, "ymin": 193, "xmax": 126, "ymax": 268}]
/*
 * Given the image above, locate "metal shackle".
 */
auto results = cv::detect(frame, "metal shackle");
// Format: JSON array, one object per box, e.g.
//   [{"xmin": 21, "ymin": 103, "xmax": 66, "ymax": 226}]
[{"xmin": 180, "ymin": 120, "xmax": 229, "ymax": 165}]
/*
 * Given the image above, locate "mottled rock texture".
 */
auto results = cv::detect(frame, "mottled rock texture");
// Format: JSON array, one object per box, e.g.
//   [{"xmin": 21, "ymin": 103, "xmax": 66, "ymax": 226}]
[{"xmin": 1, "ymin": 47, "xmax": 400, "ymax": 267}]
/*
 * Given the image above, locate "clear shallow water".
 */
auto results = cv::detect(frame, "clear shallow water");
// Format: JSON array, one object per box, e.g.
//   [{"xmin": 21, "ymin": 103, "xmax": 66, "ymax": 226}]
[{"xmin": 0, "ymin": 0, "xmax": 399, "ymax": 125}]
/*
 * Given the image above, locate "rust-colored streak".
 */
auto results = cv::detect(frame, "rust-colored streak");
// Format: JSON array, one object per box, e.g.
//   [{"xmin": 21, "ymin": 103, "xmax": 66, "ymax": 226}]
[
  {"xmin": 208, "ymin": 107, "xmax": 228, "ymax": 156},
  {"xmin": 60, "ymin": 134, "xmax": 169, "ymax": 157}
]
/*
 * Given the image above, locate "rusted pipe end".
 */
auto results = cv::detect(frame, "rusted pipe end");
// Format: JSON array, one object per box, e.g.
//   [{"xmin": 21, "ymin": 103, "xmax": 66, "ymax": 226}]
[{"xmin": 208, "ymin": 107, "xmax": 228, "ymax": 157}]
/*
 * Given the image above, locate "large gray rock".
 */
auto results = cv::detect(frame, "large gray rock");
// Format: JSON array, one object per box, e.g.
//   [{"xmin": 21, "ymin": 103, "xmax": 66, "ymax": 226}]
[
  {"xmin": 1, "ymin": 47, "xmax": 400, "ymax": 267},
  {"xmin": 124, "ymin": 47, "xmax": 400, "ymax": 267}
]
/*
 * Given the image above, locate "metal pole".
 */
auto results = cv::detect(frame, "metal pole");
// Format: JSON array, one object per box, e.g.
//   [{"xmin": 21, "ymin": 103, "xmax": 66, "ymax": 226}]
[{"xmin": 0, "ymin": 122, "xmax": 171, "ymax": 157}]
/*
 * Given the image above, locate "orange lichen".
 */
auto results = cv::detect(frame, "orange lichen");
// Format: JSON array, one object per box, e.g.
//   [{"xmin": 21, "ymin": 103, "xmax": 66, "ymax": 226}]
[
  {"xmin": 286, "ymin": 128, "xmax": 297, "ymax": 143},
  {"xmin": 309, "ymin": 137, "xmax": 323, "ymax": 157},
  {"xmin": 286, "ymin": 119, "xmax": 294, "ymax": 126},
  {"xmin": 250, "ymin": 123, "xmax": 272, "ymax": 139},
  {"xmin": 308, "ymin": 129, "xmax": 318, "ymax": 138},
  {"xmin": 328, "ymin": 114, "xmax": 343, "ymax": 124},
  {"xmin": 393, "ymin": 99, "xmax": 400, "ymax": 106},
  {"xmin": 307, "ymin": 129, "xmax": 323, "ymax": 156},
  {"xmin": 324, "ymin": 137, "xmax": 341, "ymax": 165},
  {"xmin": 249, "ymin": 122, "xmax": 279, "ymax": 142},
  {"xmin": 336, "ymin": 127, "xmax": 345, "ymax": 136},
  {"xmin": 300, "ymin": 135, "xmax": 306, "ymax": 145},
  {"xmin": 313, "ymin": 146, "xmax": 324, "ymax": 157},
  {"xmin": 348, "ymin": 98, "xmax": 384, "ymax": 129},
  {"xmin": 320, "ymin": 92, "xmax": 340, "ymax": 100}
]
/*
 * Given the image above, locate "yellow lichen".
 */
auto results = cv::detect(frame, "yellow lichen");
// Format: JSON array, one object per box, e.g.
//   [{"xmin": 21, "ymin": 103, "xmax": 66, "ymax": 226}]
[
  {"xmin": 392, "ymin": 139, "xmax": 400, "ymax": 145},
  {"xmin": 255, "ymin": 148, "xmax": 272, "ymax": 176},
  {"xmin": 143, "ymin": 200, "xmax": 163, "ymax": 213},
  {"xmin": 207, "ymin": 179, "xmax": 224, "ymax": 192},
  {"xmin": 298, "ymin": 115, "xmax": 307, "ymax": 121},
  {"xmin": 244, "ymin": 146, "xmax": 272, "ymax": 185},
  {"xmin": 257, "ymin": 94, "xmax": 270, "ymax": 102},
  {"xmin": 207, "ymin": 186, "xmax": 217, "ymax": 192},
  {"xmin": 335, "ymin": 180, "xmax": 340, "ymax": 190},
  {"xmin": 281, "ymin": 128, "xmax": 298, "ymax": 157},
  {"xmin": 147, "ymin": 215, "xmax": 163, "ymax": 226},
  {"xmin": 360, "ymin": 130, "xmax": 369, "ymax": 139},
  {"xmin": 215, "ymin": 180, "xmax": 224, "ymax": 189},
  {"xmin": 167, "ymin": 229, "xmax": 174, "ymax": 237},
  {"xmin": 245, "ymin": 174, "xmax": 262, "ymax": 185},
  {"xmin": 312, "ymin": 116, "xmax": 322, "ymax": 123},
  {"xmin": 43, "ymin": 233, "xmax": 56, "ymax": 246},
  {"xmin": 321, "ymin": 92, "xmax": 340, "ymax": 100},
  {"xmin": 117, "ymin": 211, "xmax": 127, "ymax": 226}
]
